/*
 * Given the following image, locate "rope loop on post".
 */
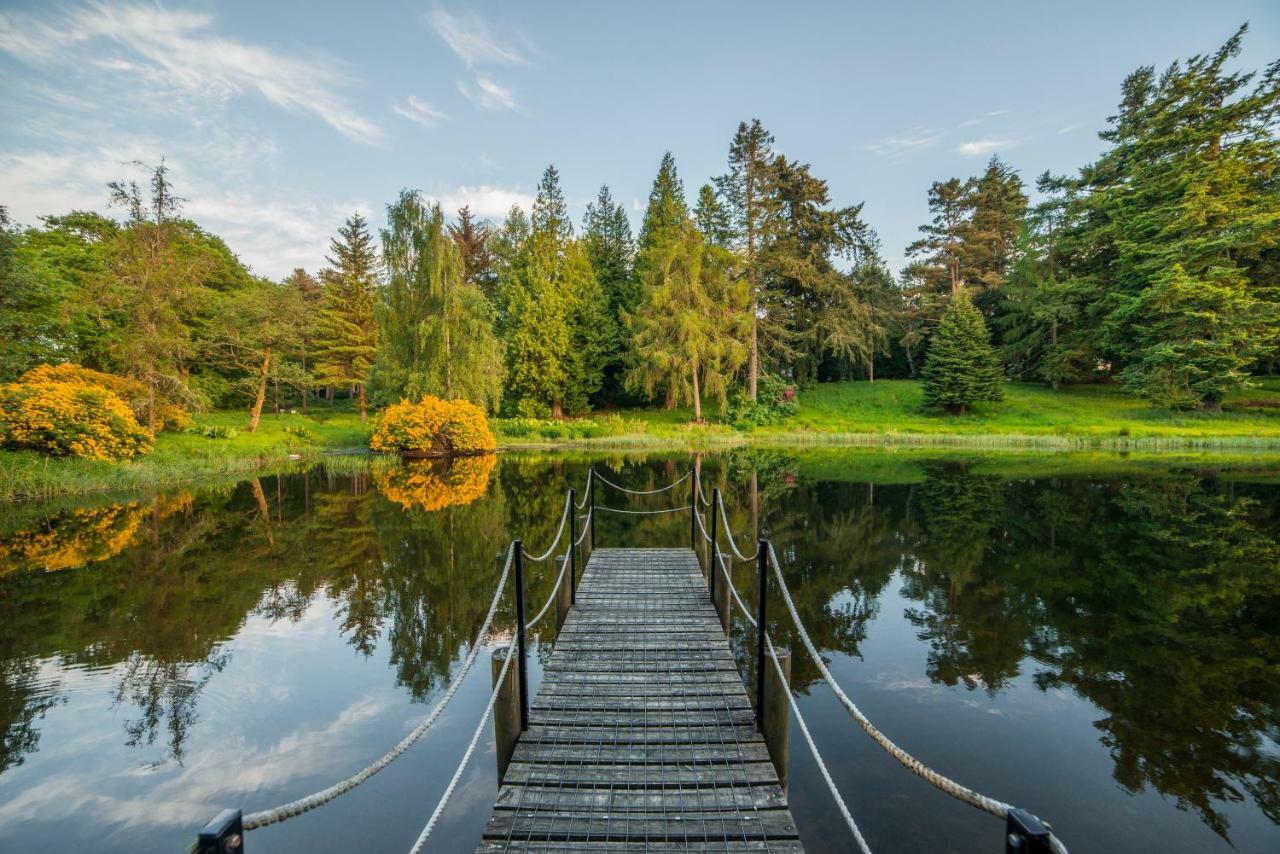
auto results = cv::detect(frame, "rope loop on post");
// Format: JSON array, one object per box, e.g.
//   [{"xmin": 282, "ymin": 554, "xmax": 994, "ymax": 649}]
[{"xmin": 591, "ymin": 468, "xmax": 692, "ymax": 495}]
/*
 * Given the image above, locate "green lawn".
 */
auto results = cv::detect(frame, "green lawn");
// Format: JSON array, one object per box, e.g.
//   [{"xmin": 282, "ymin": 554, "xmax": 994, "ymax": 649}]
[
  {"xmin": 496, "ymin": 379, "xmax": 1280, "ymax": 450},
  {"xmin": 0, "ymin": 408, "xmax": 371, "ymax": 500}
]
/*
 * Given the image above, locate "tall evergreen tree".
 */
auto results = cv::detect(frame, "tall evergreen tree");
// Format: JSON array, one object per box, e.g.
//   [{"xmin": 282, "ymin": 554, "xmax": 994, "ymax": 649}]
[
  {"xmin": 637, "ymin": 152, "xmax": 687, "ymax": 255},
  {"xmin": 448, "ymin": 206, "xmax": 498, "ymax": 306},
  {"xmin": 960, "ymin": 155, "xmax": 1028, "ymax": 308},
  {"xmin": 905, "ymin": 177, "xmax": 967, "ymax": 296},
  {"xmin": 376, "ymin": 191, "xmax": 504, "ymax": 411},
  {"xmin": 628, "ymin": 219, "xmax": 749, "ymax": 420},
  {"xmin": 582, "ymin": 185, "xmax": 636, "ymax": 402},
  {"xmin": 315, "ymin": 213, "xmax": 378, "ymax": 419},
  {"xmin": 921, "ymin": 289, "xmax": 1004, "ymax": 413},
  {"xmin": 693, "ymin": 184, "xmax": 732, "ymax": 248},
  {"xmin": 715, "ymin": 119, "xmax": 776, "ymax": 400}
]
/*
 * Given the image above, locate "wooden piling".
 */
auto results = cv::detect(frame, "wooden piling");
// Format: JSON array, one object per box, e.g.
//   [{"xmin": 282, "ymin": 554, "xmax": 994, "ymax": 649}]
[
  {"xmin": 491, "ymin": 647, "xmax": 521, "ymax": 783},
  {"xmin": 763, "ymin": 647, "xmax": 792, "ymax": 791},
  {"xmin": 555, "ymin": 559, "xmax": 572, "ymax": 633},
  {"xmin": 713, "ymin": 553, "xmax": 731, "ymax": 635}
]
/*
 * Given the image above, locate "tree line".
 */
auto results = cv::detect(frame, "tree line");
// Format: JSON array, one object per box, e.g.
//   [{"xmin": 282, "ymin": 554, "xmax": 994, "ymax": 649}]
[{"xmin": 1, "ymin": 24, "xmax": 1275, "ymax": 422}]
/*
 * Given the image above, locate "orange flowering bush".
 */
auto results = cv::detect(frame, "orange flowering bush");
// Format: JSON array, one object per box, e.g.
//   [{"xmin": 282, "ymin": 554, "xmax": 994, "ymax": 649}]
[
  {"xmin": 0, "ymin": 381, "xmax": 153, "ymax": 460},
  {"xmin": 19, "ymin": 364, "xmax": 190, "ymax": 432},
  {"xmin": 370, "ymin": 396, "xmax": 497, "ymax": 457},
  {"xmin": 374, "ymin": 454, "xmax": 497, "ymax": 512},
  {"xmin": 0, "ymin": 502, "xmax": 146, "ymax": 574}
]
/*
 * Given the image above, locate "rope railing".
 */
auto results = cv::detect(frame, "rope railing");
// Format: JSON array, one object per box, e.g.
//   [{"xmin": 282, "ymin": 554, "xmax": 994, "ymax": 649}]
[
  {"xmin": 521, "ymin": 492, "xmax": 574, "ymax": 562},
  {"xmin": 716, "ymin": 496, "xmax": 756, "ymax": 561},
  {"xmin": 594, "ymin": 504, "xmax": 692, "ymax": 515},
  {"xmin": 591, "ymin": 467, "xmax": 692, "ymax": 495},
  {"xmin": 238, "ymin": 541, "xmax": 517, "ymax": 830}
]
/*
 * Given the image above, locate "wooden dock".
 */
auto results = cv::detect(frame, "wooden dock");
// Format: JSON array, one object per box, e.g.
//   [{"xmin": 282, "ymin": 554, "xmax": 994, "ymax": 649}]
[{"xmin": 478, "ymin": 547, "xmax": 803, "ymax": 852}]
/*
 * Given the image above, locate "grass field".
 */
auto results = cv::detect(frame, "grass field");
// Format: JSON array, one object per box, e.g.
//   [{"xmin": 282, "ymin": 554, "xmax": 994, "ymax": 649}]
[{"xmin": 5, "ymin": 379, "xmax": 1280, "ymax": 500}]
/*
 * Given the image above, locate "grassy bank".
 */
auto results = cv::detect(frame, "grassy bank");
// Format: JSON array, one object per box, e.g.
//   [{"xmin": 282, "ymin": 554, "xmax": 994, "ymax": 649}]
[
  {"xmin": 496, "ymin": 379, "xmax": 1280, "ymax": 451},
  {"xmin": 0, "ymin": 409, "xmax": 371, "ymax": 500}
]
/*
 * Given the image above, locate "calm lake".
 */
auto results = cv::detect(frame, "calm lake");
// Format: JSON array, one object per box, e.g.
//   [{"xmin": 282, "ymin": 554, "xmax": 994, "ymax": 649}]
[{"xmin": 1, "ymin": 450, "xmax": 1278, "ymax": 853}]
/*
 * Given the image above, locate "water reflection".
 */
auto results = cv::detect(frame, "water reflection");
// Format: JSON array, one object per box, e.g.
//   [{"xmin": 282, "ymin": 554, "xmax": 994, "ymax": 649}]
[{"xmin": 0, "ymin": 451, "xmax": 1278, "ymax": 852}]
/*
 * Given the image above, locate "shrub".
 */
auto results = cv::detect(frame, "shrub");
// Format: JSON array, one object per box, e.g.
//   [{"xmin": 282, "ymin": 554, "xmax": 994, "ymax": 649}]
[
  {"xmin": 19, "ymin": 364, "xmax": 190, "ymax": 431},
  {"xmin": 370, "ymin": 396, "xmax": 497, "ymax": 457},
  {"xmin": 282, "ymin": 423, "xmax": 317, "ymax": 442},
  {"xmin": 189, "ymin": 424, "xmax": 238, "ymax": 439},
  {"xmin": 0, "ymin": 381, "xmax": 153, "ymax": 460},
  {"xmin": 724, "ymin": 375, "xmax": 798, "ymax": 428},
  {"xmin": 494, "ymin": 415, "xmax": 631, "ymax": 441}
]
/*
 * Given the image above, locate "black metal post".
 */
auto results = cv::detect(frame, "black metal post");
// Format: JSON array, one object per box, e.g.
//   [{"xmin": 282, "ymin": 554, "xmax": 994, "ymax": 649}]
[
  {"xmin": 196, "ymin": 808, "xmax": 244, "ymax": 854},
  {"xmin": 513, "ymin": 540, "xmax": 529, "ymax": 731},
  {"xmin": 689, "ymin": 475, "xmax": 698, "ymax": 553},
  {"xmin": 1005, "ymin": 808, "xmax": 1053, "ymax": 853},
  {"xmin": 569, "ymin": 489, "xmax": 577, "ymax": 605},
  {"xmin": 709, "ymin": 489, "xmax": 720, "ymax": 599},
  {"xmin": 588, "ymin": 470, "xmax": 597, "ymax": 551},
  {"xmin": 755, "ymin": 539, "xmax": 768, "ymax": 731}
]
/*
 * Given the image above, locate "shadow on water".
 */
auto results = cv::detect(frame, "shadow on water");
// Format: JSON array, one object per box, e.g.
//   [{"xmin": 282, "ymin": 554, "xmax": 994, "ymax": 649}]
[{"xmin": 0, "ymin": 449, "xmax": 1277, "ymax": 852}]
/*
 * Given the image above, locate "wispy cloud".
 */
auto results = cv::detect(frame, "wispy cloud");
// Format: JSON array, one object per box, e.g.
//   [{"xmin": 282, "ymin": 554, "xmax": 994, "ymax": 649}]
[
  {"xmin": 427, "ymin": 5, "xmax": 525, "ymax": 68},
  {"xmin": 866, "ymin": 128, "xmax": 942, "ymax": 159},
  {"xmin": 393, "ymin": 95, "xmax": 447, "ymax": 128},
  {"xmin": 428, "ymin": 185, "xmax": 533, "ymax": 219},
  {"xmin": 1057, "ymin": 122, "xmax": 1084, "ymax": 135},
  {"xmin": 458, "ymin": 76, "xmax": 519, "ymax": 112},
  {"xmin": 954, "ymin": 137, "xmax": 1020, "ymax": 156},
  {"xmin": 0, "ymin": 2, "xmax": 381, "ymax": 143}
]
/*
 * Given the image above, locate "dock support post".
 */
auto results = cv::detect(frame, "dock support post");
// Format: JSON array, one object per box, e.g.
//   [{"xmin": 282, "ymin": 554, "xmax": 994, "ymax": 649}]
[
  {"xmin": 1005, "ymin": 809, "xmax": 1053, "ymax": 853},
  {"xmin": 690, "ymin": 474, "xmax": 698, "ymax": 553},
  {"xmin": 755, "ymin": 540, "xmax": 768, "ymax": 730},
  {"xmin": 491, "ymin": 647, "xmax": 521, "ymax": 783},
  {"xmin": 513, "ymin": 541, "xmax": 529, "ymax": 731},
  {"xmin": 196, "ymin": 808, "xmax": 243, "ymax": 854},
  {"xmin": 556, "ymin": 554, "xmax": 572, "ymax": 634},
  {"xmin": 588, "ymin": 471, "xmax": 597, "ymax": 552},
  {"xmin": 569, "ymin": 488, "xmax": 577, "ymax": 605},
  {"xmin": 762, "ymin": 647, "xmax": 791, "ymax": 791},
  {"xmin": 709, "ymin": 489, "xmax": 720, "ymax": 595},
  {"xmin": 713, "ymin": 552, "xmax": 730, "ymax": 635}
]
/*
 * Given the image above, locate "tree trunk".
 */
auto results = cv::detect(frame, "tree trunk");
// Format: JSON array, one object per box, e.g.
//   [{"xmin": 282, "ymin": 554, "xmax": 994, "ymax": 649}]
[
  {"xmin": 358, "ymin": 384, "xmax": 368, "ymax": 421},
  {"xmin": 552, "ymin": 399, "xmax": 564, "ymax": 419},
  {"xmin": 147, "ymin": 383, "xmax": 157, "ymax": 434},
  {"xmin": 250, "ymin": 477, "xmax": 274, "ymax": 547},
  {"xmin": 868, "ymin": 359, "xmax": 875, "ymax": 383},
  {"xmin": 248, "ymin": 347, "xmax": 270, "ymax": 433},
  {"xmin": 691, "ymin": 359, "xmax": 702, "ymax": 422}
]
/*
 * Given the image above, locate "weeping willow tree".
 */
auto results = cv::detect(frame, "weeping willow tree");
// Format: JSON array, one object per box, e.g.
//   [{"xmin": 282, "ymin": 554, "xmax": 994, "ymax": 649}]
[
  {"xmin": 627, "ymin": 219, "xmax": 749, "ymax": 421},
  {"xmin": 375, "ymin": 191, "xmax": 504, "ymax": 412}
]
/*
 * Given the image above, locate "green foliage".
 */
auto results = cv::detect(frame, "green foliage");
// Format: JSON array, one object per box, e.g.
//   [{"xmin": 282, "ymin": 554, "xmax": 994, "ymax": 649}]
[
  {"xmin": 693, "ymin": 184, "xmax": 732, "ymax": 248},
  {"xmin": 637, "ymin": 152, "xmax": 687, "ymax": 255},
  {"xmin": 314, "ymin": 214, "xmax": 379, "ymax": 416},
  {"xmin": 582, "ymin": 185, "xmax": 637, "ymax": 403},
  {"xmin": 495, "ymin": 414, "xmax": 629, "ymax": 441},
  {"xmin": 281, "ymin": 423, "xmax": 315, "ymax": 442},
  {"xmin": 922, "ymin": 290, "xmax": 1004, "ymax": 413},
  {"xmin": 190, "ymin": 424, "xmax": 239, "ymax": 439},
  {"xmin": 724, "ymin": 374, "xmax": 798, "ymax": 427}
]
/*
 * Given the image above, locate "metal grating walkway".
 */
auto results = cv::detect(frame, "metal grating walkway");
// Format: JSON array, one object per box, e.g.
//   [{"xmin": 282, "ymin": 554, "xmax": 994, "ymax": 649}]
[{"xmin": 478, "ymin": 547, "xmax": 803, "ymax": 852}]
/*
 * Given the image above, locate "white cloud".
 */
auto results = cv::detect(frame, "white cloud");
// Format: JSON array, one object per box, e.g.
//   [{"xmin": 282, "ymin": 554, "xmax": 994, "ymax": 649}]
[
  {"xmin": 427, "ymin": 185, "xmax": 533, "ymax": 219},
  {"xmin": 1057, "ymin": 122, "xmax": 1084, "ymax": 135},
  {"xmin": 957, "ymin": 118, "xmax": 982, "ymax": 128},
  {"xmin": 427, "ymin": 5, "xmax": 526, "ymax": 68},
  {"xmin": 866, "ymin": 128, "xmax": 942, "ymax": 159},
  {"xmin": 0, "ymin": 2, "xmax": 381, "ymax": 143},
  {"xmin": 393, "ymin": 95, "xmax": 447, "ymax": 128},
  {"xmin": 954, "ymin": 137, "xmax": 1019, "ymax": 156},
  {"xmin": 458, "ymin": 76, "xmax": 519, "ymax": 112}
]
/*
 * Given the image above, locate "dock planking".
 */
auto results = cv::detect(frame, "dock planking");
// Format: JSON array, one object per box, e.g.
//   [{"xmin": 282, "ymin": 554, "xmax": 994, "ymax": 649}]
[{"xmin": 478, "ymin": 547, "xmax": 803, "ymax": 852}]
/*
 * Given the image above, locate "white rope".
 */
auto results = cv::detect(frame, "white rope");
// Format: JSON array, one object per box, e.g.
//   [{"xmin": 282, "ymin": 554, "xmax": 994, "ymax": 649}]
[
  {"xmin": 594, "ymin": 504, "xmax": 692, "ymax": 515},
  {"xmin": 408, "ymin": 635, "xmax": 517, "ymax": 853},
  {"xmin": 695, "ymin": 469, "xmax": 712, "ymax": 506},
  {"xmin": 764, "ymin": 543, "xmax": 1068, "ymax": 854},
  {"xmin": 575, "ymin": 508, "xmax": 592, "ymax": 546},
  {"xmin": 522, "ymin": 493, "xmax": 573, "ymax": 562},
  {"xmin": 242, "ymin": 543, "xmax": 516, "ymax": 830},
  {"xmin": 694, "ymin": 507, "xmax": 713, "ymax": 544},
  {"xmin": 524, "ymin": 551, "xmax": 570, "ymax": 631},
  {"xmin": 592, "ymin": 468, "xmax": 692, "ymax": 495},
  {"xmin": 719, "ymin": 553, "xmax": 756, "ymax": 628},
  {"xmin": 716, "ymin": 497, "xmax": 756, "ymax": 561},
  {"xmin": 766, "ymin": 635, "xmax": 872, "ymax": 854},
  {"xmin": 575, "ymin": 471, "xmax": 592, "ymax": 509}
]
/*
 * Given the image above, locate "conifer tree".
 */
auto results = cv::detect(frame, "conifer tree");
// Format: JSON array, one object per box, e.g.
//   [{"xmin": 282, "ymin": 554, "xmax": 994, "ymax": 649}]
[
  {"xmin": 905, "ymin": 177, "xmax": 967, "ymax": 296},
  {"xmin": 376, "ymin": 191, "xmax": 504, "ymax": 411},
  {"xmin": 921, "ymin": 289, "xmax": 1004, "ymax": 413},
  {"xmin": 637, "ymin": 152, "xmax": 687, "ymax": 256},
  {"xmin": 315, "ymin": 213, "xmax": 378, "ymax": 419},
  {"xmin": 448, "ymin": 206, "xmax": 498, "ymax": 306},
  {"xmin": 715, "ymin": 119, "xmax": 775, "ymax": 400},
  {"xmin": 959, "ymin": 155, "xmax": 1027, "ymax": 307},
  {"xmin": 282, "ymin": 268, "xmax": 322, "ymax": 411},
  {"xmin": 628, "ymin": 219, "xmax": 749, "ymax": 420},
  {"xmin": 693, "ymin": 184, "xmax": 732, "ymax": 248},
  {"xmin": 582, "ymin": 185, "xmax": 637, "ymax": 402}
]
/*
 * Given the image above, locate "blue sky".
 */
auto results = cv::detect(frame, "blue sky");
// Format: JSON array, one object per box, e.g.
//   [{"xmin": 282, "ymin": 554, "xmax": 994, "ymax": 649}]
[{"xmin": 1, "ymin": 1, "xmax": 1276, "ymax": 279}]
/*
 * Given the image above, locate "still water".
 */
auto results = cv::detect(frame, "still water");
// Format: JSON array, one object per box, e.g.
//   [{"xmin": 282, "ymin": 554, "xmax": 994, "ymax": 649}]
[{"xmin": 1, "ymin": 451, "xmax": 1277, "ymax": 853}]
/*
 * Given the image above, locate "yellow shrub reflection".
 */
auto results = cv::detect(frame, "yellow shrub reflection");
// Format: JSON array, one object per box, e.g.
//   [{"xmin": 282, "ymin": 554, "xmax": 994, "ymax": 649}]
[{"xmin": 375, "ymin": 455, "xmax": 496, "ymax": 512}]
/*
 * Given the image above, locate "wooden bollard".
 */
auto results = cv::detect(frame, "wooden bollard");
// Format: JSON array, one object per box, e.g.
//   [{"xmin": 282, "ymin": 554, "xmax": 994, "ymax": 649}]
[
  {"xmin": 762, "ymin": 647, "xmax": 792, "ymax": 791},
  {"xmin": 491, "ymin": 647, "xmax": 521, "ymax": 783},
  {"xmin": 555, "ymin": 560, "xmax": 573, "ymax": 633},
  {"xmin": 713, "ymin": 556, "xmax": 731, "ymax": 635}
]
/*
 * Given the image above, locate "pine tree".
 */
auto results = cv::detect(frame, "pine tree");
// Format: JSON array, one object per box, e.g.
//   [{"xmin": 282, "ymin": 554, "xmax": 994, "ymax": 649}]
[
  {"xmin": 628, "ymin": 219, "xmax": 749, "ymax": 421},
  {"xmin": 637, "ymin": 152, "xmax": 687, "ymax": 255},
  {"xmin": 532, "ymin": 164, "xmax": 572, "ymax": 242},
  {"xmin": 693, "ymin": 184, "xmax": 732, "ymax": 248},
  {"xmin": 582, "ymin": 185, "xmax": 636, "ymax": 402},
  {"xmin": 448, "ymin": 205, "xmax": 498, "ymax": 306},
  {"xmin": 315, "ymin": 213, "xmax": 378, "ymax": 419},
  {"xmin": 376, "ymin": 191, "xmax": 504, "ymax": 411},
  {"xmin": 905, "ymin": 177, "xmax": 967, "ymax": 296},
  {"xmin": 959, "ymin": 155, "xmax": 1027, "ymax": 308},
  {"xmin": 715, "ymin": 119, "xmax": 775, "ymax": 400},
  {"xmin": 921, "ymin": 289, "xmax": 1004, "ymax": 413}
]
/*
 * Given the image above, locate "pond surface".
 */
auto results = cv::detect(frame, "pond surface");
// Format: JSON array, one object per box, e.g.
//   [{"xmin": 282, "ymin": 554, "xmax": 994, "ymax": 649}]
[{"xmin": 1, "ymin": 451, "xmax": 1278, "ymax": 853}]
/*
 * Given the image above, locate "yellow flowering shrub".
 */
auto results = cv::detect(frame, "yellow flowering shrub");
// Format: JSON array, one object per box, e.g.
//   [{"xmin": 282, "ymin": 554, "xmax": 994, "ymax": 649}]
[
  {"xmin": 19, "ymin": 364, "xmax": 190, "ymax": 431},
  {"xmin": 375, "ymin": 454, "xmax": 497, "ymax": 512},
  {"xmin": 0, "ymin": 381, "xmax": 153, "ymax": 460},
  {"xmin": 370, "ymin": 396, "xmax": 497, "ymax": 457}
]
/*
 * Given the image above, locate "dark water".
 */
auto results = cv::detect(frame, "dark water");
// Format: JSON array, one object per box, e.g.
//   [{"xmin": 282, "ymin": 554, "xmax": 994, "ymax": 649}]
[{"xmin": 1, "ymin": 451, "xmax": 1278, "ymax": 853}]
